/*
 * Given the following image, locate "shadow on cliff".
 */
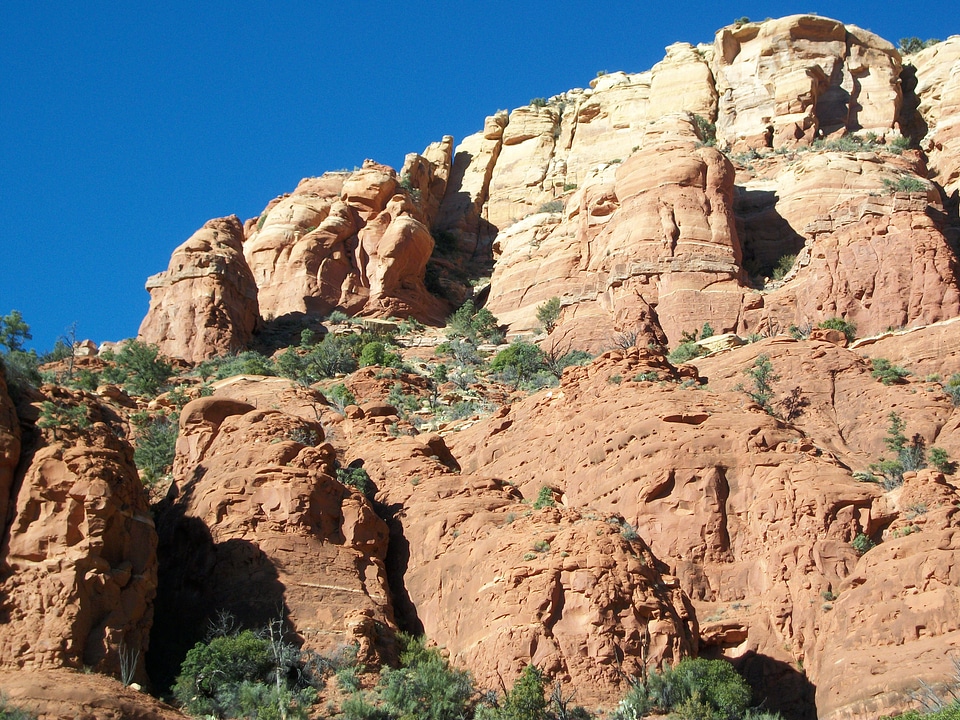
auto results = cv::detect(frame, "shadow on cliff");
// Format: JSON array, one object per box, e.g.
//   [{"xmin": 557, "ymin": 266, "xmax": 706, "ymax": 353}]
[
  {"xmin": 734, "ymin": 188, "xmax": 806, "ymax": 283},
  {"xmin": 147, "ymin": 483, "xmax": 293, "ymax": 694},
  {"xmin": 723, "ymin": 650, "xmax": 818, "ymax": 720},
  {"xmin": 376, "ymin": 497, "xmax": 425, "ymax": 638}
]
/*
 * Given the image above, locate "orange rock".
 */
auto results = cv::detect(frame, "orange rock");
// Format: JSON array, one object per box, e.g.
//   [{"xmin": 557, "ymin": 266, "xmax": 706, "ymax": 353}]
[
  {"xmin": 139, "ymin": 215, "xmax": 259, "ymax": 363},
  {"xmin": 150, "ymin": 395, "xmax": 395, "ymax": 689},
  {"xmin": 0, "ymin": 387, "xmax": 157, "ymax": 686}
]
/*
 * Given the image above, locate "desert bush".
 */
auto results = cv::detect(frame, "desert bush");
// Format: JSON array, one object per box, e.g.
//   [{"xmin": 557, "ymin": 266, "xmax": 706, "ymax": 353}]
[
  {"xmin": 132, "ymin": 411, "xmax": 178, "ymax": 485},
  {"xmin": 692, "ymin": 114, "xmax": 717, "ymax": 146},
  {"xmin": 536, "ymin": 297, "xmax": 562, "ymax": 334},
  {"xmin": 532, "ymin": 486, "xmax": 555, "ymax": 509},
  {"xmin": 337, "ymin": 465, "xmax": 374, "ymax": 498},
  {"xmin": 448, "ymin": 301, "xmax": 503, "ymax": 344},
  {"xmin": 852, "ymin": 533, "xmax": 876, "ymax": 555},
  {"xmin": 359, "ymin": 341, "xmax": 403, "ymax": 369},
  {"xmin": 871, "ymin": 358, "xmax": 910, "ymax": 385},
  {"xmin": 612, "ymin": 658, "xmax": 751, "ymax": 720},
  {"xmin": 36, "ymin": 400, "xmax": 90, "ymax": 439},
  {"xmin": 326, "ymin": 383, "xmax": 356, "ymax": 412},
  {"xmin": 0, "ymin": 696, "xmax": 37, "ymax": 720},
  {"xmin": 538, "ymin": 200, "xmax": 564, "ymax": 214},
  {"xmin": 378, "ymin": 635, "xmax": 476, "ymax": 720},
  {"xmin": 929, "ymin": 447, "xmax": 957, "ymax": 475},
  {"xmin": 738, "ymin": 355, "xmax": 779, "ymax": 415},
  {"xmin": 477, "ymin": 664, "xmax": 548, "ymax": 720},
  {"xmin": 196, "ymin": 350, "xmax": 276, "ymax": 382},
  {"xmin": 173, "ymin": 626, "xmax": 315, "ymax": 719},
  {"xmin": 899, "ymin": 37, "xmax": 941, "ymax": 53},
  {"xmin": 817, "ymin": 317, "xmax": 856, "ymax": 342},
  {"xmin": 668, "ymin": 342, "xmax": 705, "ymax": 365},
  {"xmin": 772, "ymin": 254, "xmax": 796, "ymax": 280},
  {"xmin": 943, "ymin": 374, "xmax": 960, "ymax": 406},
  {"xmin": 883, "ymin": 176, "xmax": 928, "ymax": 193},
  {"xmin": 99, "ymin": 341, "xmax": 172, "ymax": 397},
  {"xmin": 490, "ymin": 341, "xmax": 548, "ymax": 388},
  {"xmin": 871, "ymin": 412, "xmax": 929, "ymax": 488}
]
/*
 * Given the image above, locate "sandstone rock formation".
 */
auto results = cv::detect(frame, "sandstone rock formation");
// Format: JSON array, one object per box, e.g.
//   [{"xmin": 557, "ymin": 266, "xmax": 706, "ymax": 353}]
[
  {"xmin": 243, "ymin": 160, "xmax": 448, "ymax": 325},
  {"xmin": 447, "ymin": 344, "xmax": 959, "ymax": 716},
  {"xmin": 911, "ymin": 36, "xmax": 960, "ymax": 194},
  {"xmin": 0, "ymin": 667, "xmax": 186, "ymax": 720},
  {"xmin": 329, "ymin": 401, "xmax": 698, "ymax": 705},
  {"xmin": 139, "ymin": 215, "xmax": 259, "ymax": 364},
  {"xmin": 150, "ymin": 394, "xmax": 395, "ymax": 688},
  {"xmin": 0, "ymin": 387, "xmax": 157, "ymax": 685},
  {"xmin": 714, "ymin": 16, "xmax": 901, "ymax": 148}
]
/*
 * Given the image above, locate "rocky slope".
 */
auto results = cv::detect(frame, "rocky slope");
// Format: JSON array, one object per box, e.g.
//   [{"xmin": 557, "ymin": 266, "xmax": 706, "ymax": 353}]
[{"xmin": 3, "ymin": 12, "xmax": 960, "ymax": 720}]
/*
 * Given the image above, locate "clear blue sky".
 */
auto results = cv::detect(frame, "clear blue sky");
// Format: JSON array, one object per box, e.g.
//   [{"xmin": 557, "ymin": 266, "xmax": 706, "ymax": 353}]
[{"xmin": 1, "ymin": 2, "xmax": 954, "ymax": 351}]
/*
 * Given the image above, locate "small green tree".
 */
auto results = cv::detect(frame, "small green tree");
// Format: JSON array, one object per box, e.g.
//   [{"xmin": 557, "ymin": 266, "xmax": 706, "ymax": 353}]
[
  {"xmin": 36, "ymin": 401, "xmax": 90, "ymax": 439},
  {"xmin": 0, "ymin": 310, "xmax": 31, "ymax": 352},
  {"xmin": 536, "ymin": 298, "xmax": 562, "ymax": 334},
  {"xmin": 489, "ymin": 341, "xmax": 548, "ymax": 388},
  {"xmin": 870, "ymin": 358, "xmax": 910, "ymax": 385},
  {"xmin": 740, "ymin": 354, "xmax": 780, "ymax": 415},
  {"xmin": 448, "ymin": 301, "xmax": 503, "ymax": 344},
  {"xmin": 337, "ymin": 465, "xmax": 374, "ymax": 498},
  {"xmin": 102, "ymin": 341, "xmax": 173, "ymax": 397},
  {"xmin": 132, "ymin": 411, "xmax": 178, "ymax": 485},
  {"xmin": 379, "ymin": 636, "xmax": 476, "ymax": 720}
]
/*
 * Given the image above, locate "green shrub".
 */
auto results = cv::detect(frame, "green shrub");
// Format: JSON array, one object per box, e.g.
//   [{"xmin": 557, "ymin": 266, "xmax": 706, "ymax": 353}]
[
  {"xmin": 668, "ymin": 342, "xmax": 705, "ymax": 365},
  {"xmin": 173, "ymin": 627, "xmax": 314, "ymax": 719},
  {"xmin": 448, "ymin": 301, "xmax": 503, "ymax": 344},
  {"xmin": 929, "ymin": 447, "xmax": 957, "ymax": 474},
  {"xmin": 327, "ymin": 383, "xmax": 357, "ymax": 412},
  {"xmin": 871, "ymin": 358, "xmax": 910, "ymax": 385},
  {"xmin": 613, "ymin": 658, "xmax": 751, "ymax": 720},
  {"xmin": 132, "ymin": 411, "xmax": 178, "ymax": 485},
  {"xmin": 852, "ymin": 533, "xmax": 875, "ymax": 555},
  {"xmin": 36, "ymin": 400, "xmax": 90, "ymax": 439},
  {"xmin": 538, "ymin": 200, "xmax": 564, "ymax": 214},
  {"xmin": 883, "ymin": 176, "xmax": 928, "ymax": 193},
  {"xmin": 0, "ymin": 696, "xmax": 37, "ymax": 720},
  {"xmin": 692, "ymin": 114, "xmax": 717, "ymax": 146},
  {"xmin": 739, "ymin": 355, "xmax": 780, "ymax": 415},
  {"xmin": 944, "ymin": 374, "xmax": 960, "ymax": 406},
  {"xmin": 870, "ymin": 412, "xmax": 929, "ymax": 488},
  {"xmin": 100, "ymin": 341, "xmax": 172, "ymax": 397},
  {"xmin": 536, "ymin": 298, "xmax": 562, "ymax": 334},
  {"xmin": 337, "ymin": 465, "xmax": 374, "ymax": 498},
  {"xmin": 359, "ymin": 341, "xmax": 403, "ymax": 369},
  {"xmin": 379, "ymin": 641, "xmax": 475, "ymax": 720},
  {"xmin": 490, "ymin": 341, "xmax": 548, "ymax": 388},
  {"xmin": 772, "ymin": 254, "xmax": 797, "ymax": 280},
  {"xmin": 533, "ymin": 486, "xmax": 555, "ymax": 509},
  {"xmin": 477, "ymin": 665, "xmax": 548, "ymax": 720},
  {"xmin": 898, "ymin": 37, "xmax": 941, "ymax": 54},
  {"xmin": 530, "ymin": 97, "xmax": 548, "ymax": 108},
  {"xmin": 817, "ymin": 318, "xmax": 856, "ymax": 342}
]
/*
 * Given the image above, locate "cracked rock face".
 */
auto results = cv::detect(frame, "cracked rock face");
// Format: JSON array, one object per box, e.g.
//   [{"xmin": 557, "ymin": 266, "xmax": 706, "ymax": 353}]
[
  {"xmin": 0, "ymin": 388, "xmax": 157, "ymax": 686},
  {"xmin": 139, "ymin": 215, "xmax": 259, "ymax": 364},
  {"xmin": 149, "ymin": 395, "xmax": 395, "ymax": 689}
]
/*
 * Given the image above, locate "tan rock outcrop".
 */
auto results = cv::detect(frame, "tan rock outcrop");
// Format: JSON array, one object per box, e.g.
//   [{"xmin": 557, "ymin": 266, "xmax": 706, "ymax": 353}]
[
  {"xmin": 813, "ymin": 469, "xmax": 960, "ymax": 720},
  {"xmin": 447, "ymin": 345, "xmax": 958, "ymax": 715},
  {"xmin": 151, "ymin": 395, "xmax": 395, "ymax": 688},
  {"xmin": 486, "ymin": 122, "xmax": 745, "ymax": 348},
  {"xmin": 243, "ymin": 161, "xmax": 447, "ymax": 324},
  {"xmin": 749, "ymin": 187, "xmax": 959, "ymax": 337},
  {"xmin": 139, "ymin": 215, "xmax": 259, "ymax": 364},
  {"xmin": 0, "ymin": 667, "xmax": 186, "ymax": 720},
  {"xmin": 713, "ymin": 16, "xmax": 902, "ymax": 148},
  {"xmin": 0, "ymin": 388, "xmax": 157, "ymax": 685},
  {"xmin": 911, "ymin": 36, "xmax": 960, "ymax": 194},
  {"xmin": 332, "ymin": 406, "xmax": 698, "ymax": 705}
]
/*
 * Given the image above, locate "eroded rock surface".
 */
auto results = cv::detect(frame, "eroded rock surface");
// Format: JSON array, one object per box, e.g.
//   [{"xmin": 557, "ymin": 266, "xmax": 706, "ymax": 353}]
[
  {"xmin": 0, "ymin": 387, "xmax": 157, "ymax": 685},
  {"xmin": 139, "ymin": 215, "xmax": 259, "ymax": 364},
  {"xmin": 150, "ymin": 395, "xmax": 394, "ymax": 688}
]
